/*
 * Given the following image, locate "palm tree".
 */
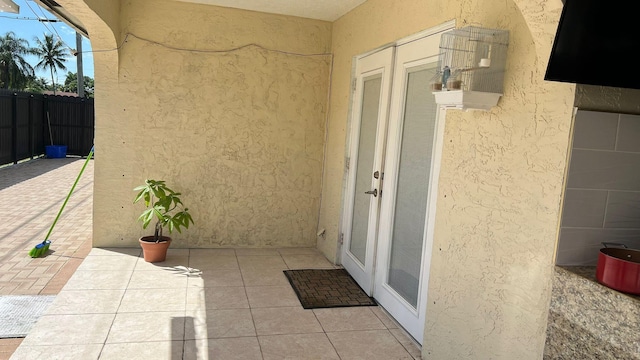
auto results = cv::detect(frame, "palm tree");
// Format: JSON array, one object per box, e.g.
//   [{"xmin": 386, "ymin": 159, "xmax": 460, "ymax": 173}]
[
  {"xmin": 33, "ymin": 34, "xmax": 68, "ymax": 95},
  {"xmin": 0, "ymin": 32, "xmax": 35, "ymax": 90}
]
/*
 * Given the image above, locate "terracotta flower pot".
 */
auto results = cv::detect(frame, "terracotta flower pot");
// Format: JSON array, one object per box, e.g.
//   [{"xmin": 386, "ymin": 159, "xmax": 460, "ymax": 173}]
[{"xmin": 139, "ymin": 236, "xmax": 172, "ymax": 262}]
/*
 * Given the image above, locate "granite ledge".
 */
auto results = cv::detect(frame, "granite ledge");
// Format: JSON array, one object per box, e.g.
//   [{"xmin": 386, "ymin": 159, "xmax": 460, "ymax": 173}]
[
  {"xmin": 559, "ymin": 265, "xmax": 640, "ymax": 301},
  {"xmin": 544, "ymin": 266, "xmax": 640, "ymax": 360}
]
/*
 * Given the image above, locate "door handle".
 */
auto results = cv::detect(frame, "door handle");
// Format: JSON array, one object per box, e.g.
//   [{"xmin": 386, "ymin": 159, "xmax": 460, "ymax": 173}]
[{"xmin": 364, "ymin": 189, "xmax": 378, "ymax": 197}]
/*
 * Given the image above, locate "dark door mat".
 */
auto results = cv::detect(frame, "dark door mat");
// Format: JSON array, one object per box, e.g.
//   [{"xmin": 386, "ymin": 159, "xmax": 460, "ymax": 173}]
[{"xmin": 283, "ymin": 269, "xmax": 377, "ymax": 309}]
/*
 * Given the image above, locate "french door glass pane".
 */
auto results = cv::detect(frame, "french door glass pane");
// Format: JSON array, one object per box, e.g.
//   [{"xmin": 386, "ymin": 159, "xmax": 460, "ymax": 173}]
[
  {"xmin": 387, "ymin": 65, "xmax": 437, "ymax": 308},
  {"xmin": 349, "ymin": 75, "xmax": 382, "ymax": 265}
]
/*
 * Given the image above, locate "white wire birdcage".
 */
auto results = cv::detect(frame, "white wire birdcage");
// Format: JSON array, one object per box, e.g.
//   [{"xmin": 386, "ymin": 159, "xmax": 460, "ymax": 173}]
[{"xmin": 433, "ymin": 26, "xmax": 509, "ymax": 93}]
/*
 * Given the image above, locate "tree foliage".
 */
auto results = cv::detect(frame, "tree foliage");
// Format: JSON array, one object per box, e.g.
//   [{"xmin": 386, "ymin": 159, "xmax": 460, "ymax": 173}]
[
  {"xmin": 0, "ymin": 32, "xmax": 35, "ymax": 90},
  {"xmin": 62, "ymin": 71, "xmax": 94, "ymax": 98},
  {"xmin": 24, "ymin": 76, "xmax": 49, "ymax": 93}
]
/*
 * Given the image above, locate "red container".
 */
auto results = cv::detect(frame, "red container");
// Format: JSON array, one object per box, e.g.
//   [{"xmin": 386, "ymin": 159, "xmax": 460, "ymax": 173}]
[{"xmin": 596, "ymin": 247, "xmax": 640, "ymax": 295}]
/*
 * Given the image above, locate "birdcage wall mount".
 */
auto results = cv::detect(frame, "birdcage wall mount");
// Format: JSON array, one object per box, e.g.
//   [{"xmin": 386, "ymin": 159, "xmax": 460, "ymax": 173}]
[{"xmin": 431, "ymin": 26, "xmax": 509, "ymax": 110}]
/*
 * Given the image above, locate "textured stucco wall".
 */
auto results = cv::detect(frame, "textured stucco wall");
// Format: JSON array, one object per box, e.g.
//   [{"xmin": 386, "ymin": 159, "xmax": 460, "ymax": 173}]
[
  {"xmin": 71, "ymin": 0, "xmax": 332, "ymax": 248},
  {"xmin": 321, "ymin": 0, "xmax": 575, "ymax": 358}
]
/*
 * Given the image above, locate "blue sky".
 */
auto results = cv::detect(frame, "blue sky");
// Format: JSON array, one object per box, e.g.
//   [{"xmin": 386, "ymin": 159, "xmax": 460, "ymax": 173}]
[{"xmin": 0, "ymin": 0, "xmax": 94, "ymax": 85}]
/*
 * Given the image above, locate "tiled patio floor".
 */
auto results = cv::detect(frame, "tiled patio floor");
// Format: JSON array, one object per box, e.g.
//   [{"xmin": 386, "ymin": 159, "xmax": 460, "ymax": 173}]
[{"xmin": 10, "ymin": 247, "xmax": 422, "ymax": 359}]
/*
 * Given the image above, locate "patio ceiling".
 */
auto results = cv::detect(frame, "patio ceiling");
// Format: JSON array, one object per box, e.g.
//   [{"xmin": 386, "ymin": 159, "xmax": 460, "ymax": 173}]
[
  {"xmin": 36, "ymin": 0, "xmax": 365, "ymax": 40},
  {"xmin": 176, "ymin": 0, "xmax": 367, "ymax": 21}
]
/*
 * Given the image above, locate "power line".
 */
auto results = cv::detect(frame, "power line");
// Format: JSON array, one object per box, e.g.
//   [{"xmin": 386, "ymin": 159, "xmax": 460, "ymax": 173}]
[
  {"xmin": 0, "ymin": 15, "xmax": 57, "ymax": 21},
  {"xmin": 23, "ymin": 0, "xmax": 54, "ymax": 36},
  {"xmin": 23, "ymin": 0, "xmax": 73, "ymax": 51},
  {"xmin": 30, "ymin": 0, "xmax": 72, "ymax": 49}
]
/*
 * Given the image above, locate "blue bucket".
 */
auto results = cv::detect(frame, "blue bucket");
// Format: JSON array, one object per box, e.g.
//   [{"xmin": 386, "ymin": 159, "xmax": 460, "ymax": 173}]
[{"xmin": 45, "ymin": 145, "xmax": 67, "ymax": 158}]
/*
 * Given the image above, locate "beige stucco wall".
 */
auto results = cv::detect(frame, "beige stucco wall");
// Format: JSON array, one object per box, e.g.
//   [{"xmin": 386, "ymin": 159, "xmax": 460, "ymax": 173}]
[
  {"xmin": 321, "ymin": 0, "xmax": 575, "ymax": 358},
  {"xmin": 70, "ymin": 0, "xmax": 332, "ymax": 248}
]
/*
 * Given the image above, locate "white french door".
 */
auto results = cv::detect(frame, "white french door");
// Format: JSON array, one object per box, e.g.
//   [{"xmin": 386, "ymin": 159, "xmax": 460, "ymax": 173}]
[
  {"xmin": 340, "ymin": 47, "xmax": 394, "ymax": 295},
  {"xmin": 341, "ymin": 26, "xmax": 450, "ymax": 344},
  {"xmin": 373, "ymin": 33, "xmax": 444, "ymax": 344}
]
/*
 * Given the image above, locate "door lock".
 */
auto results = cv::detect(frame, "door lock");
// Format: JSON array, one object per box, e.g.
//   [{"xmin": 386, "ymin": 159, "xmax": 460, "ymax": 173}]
[
  {"xmin": 364, "ymin": 189, "xmax": 378, "ymax": 197},
  {"xmin": 373, "ymin": 171, "xmax": 380, "ymax": 179}
]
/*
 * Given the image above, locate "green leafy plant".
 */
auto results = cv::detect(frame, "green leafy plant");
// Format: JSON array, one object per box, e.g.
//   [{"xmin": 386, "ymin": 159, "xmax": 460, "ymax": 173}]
[{"xmin": 133, "ymin": 179, "xmax": 194, "ymax": 243}]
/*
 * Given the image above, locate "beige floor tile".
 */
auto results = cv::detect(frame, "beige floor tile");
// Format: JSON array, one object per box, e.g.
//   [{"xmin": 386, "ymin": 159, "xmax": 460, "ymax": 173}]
[
  {"xmin": 149, "ymin": 265, "xmax": 204, "ymax": 278},
  {"xmin": 188, "ymin": 248, "xmax": 236, "ymax": 257},
  {"xmin": 186, "ymin": 286, "xmax": 249, "ymax": 310},
  {"xmin": 20, "ymin": 313, "xmax": 115, "ymax": 346},
  {"xmin": 106, "ymin": 311, "xmax": 185, "ymax": 343},
  {"xmin": 240, "ymin": 267, "xmax": 290, "ymax": 286},
  {"xmin": 189, "ymin": 255, "xmax": 239, "ymax": 270},
  {"xmin": 6, "ymin": 247, "xmax": 422, "ymax": 360},
  {"xmin": 245, "ymin": 285, "xmax": 300, "ymax": 308},
  {"xmin": 118, "ymin": 288, "xmax": 187, "ymax": 312},
  {"xmin": 185, "ymin": 309, "xmax": 256, "ymax": 339},
  {"xmin": 63, "ymin": 270, "xmax": 132, "ymax": 290},
  {"xmin": 252, "ymin": 307, "xmax": 323, "ymax": 335},
  {"xmin": 76, "ymin": 255, "xmax": 137, "ymax": 271},
  {"xmin": 127, "ymin": 269, "xmax": 189, "ymax": 289},
  {"xmin": 9, "ymin": 344, "xmax": 102, "ymax": 360},
  {"xmin": 371, "ymin": 306, "xmax": 399, "ymax": 329},
  {"xmin": 390, "ymin": 328, "xmax": 422, "ymax": 359},
  {"xmin": 313, "ymin": 307, "xmax": 385, "ymax": 332},
  {"xmin": 100, "ymin": 341, "xmax": 183, "ymax": 359},
  {"xmin": 327, "ymin": 330, "xmax": 412, "ymax": 360},
  {"xmin": 183, "ymin": 337, "xmax": 262, "ymax": 360},
  {"xmin": 276, "ymin": 247, "xmax": 319, "ymax": 255},
  {"xmin": 87, "ymin": 247, "xmax": 141, "ymax": 257},
  {"xmin": 237, "ymin": 255, "xmax": 287, "ymax": 271},
  {"xmin": 234, "ymin": 248, "xmax": 280, "ymax": 256},
  {"xmin": 282, "ymin": 254, "xmax": 335, "ymax": 269},
  {"xmin": 46, "ymin": 289, "xmax": 125, "ymax": 314},
  {"xmin": 187, "ymin": 269, "xmax": 244, "ymax": 287},
  {"xmin": 134, "ymin": 249, "xmax": 190, "ymax": 270},
  {"xmin": 259, "ymin": 333, "xmax": 340, "ymax": 360}
]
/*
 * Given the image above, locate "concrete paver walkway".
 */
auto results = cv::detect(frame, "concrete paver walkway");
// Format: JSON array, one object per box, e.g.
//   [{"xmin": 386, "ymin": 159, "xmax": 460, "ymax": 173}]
[{"xmin": 0, "ymin": 158, "xmax": 94, "ymax": 359}]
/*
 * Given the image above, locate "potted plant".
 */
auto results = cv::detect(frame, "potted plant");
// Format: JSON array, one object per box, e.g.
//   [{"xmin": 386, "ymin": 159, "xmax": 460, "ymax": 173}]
[{"xmin": 133, "ymin": 179, "xmax": 194, "ymax": 262}]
